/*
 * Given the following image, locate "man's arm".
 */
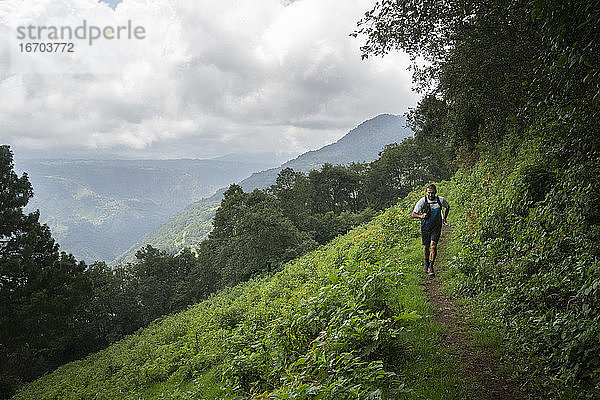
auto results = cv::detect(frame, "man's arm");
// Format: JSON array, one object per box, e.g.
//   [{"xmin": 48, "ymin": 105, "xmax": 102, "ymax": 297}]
[
  {"xmin": 413, "ymin": 198, "xmax": 427, "ymax": 219},
  {"xmin": 412, "ymin": 211, "xmax": 427, "ymax": 219},
  {"xmin": 442, "ymin": 201, "xmax": 450, "ymax": 224}
]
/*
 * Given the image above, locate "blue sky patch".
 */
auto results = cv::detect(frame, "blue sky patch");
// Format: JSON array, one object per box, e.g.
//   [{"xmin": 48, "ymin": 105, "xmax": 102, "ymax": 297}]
[{"xmin": 99, "ymin": 0, "xmax": 123, "ymax": 9}]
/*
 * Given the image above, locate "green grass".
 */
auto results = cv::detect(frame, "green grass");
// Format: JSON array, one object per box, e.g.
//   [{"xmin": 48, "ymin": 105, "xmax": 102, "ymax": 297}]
[
  {"xmin": 390, "ymin": 237, "xmax": 469, "ymax": 400},
  {"xmin": 13, "ymin": 191, "xmax": 485, "ymax": 399}
]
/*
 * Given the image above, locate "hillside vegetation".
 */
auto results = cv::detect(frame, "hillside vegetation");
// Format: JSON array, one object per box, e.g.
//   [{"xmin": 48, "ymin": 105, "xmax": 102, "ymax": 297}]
[
  {"xmin": 1, "ymin": 134, "xmax": 449, "ymax": 399},
  {"xmin": 14, "ymin": 144, "xmax": 600, "ymax": 398},
  {"xmin": 4, "ymin": 0, "xmax": 600, "ymax": 398},
  {"xmin": 353, "ymin": 0, "xmax": 600, "ymax": 394},
  {"xmin": 445, "ymin": 140, "xmax": 600, "ymax": 397},
  {"xmin": 111, "ymin": 200, "xmax": 220, "ymax": 266},
  {"xmin": 13, "ymin": 195, "xmax": 457, "ymax": 399},
  {"xmin": 14, "ymin": 133, "xmax": 600, "ymax": 398}
]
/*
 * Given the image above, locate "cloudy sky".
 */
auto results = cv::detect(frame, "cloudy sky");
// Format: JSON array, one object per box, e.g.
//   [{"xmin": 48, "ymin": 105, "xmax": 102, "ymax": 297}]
[{"xmin": 0, "ymin": 0, "xmax": 418, "ymax": 160}]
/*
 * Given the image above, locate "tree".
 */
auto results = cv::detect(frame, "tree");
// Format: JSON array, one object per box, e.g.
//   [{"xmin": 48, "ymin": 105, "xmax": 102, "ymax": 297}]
[
  {"xmin": 205, "ymin": 187, "xmax": 318, "ymax": 285},
  {"xmin": 209, "ymin": 184, "xmax": 246, "ymax": 239},
  {"xmin": 270, "ymin": 165, "xmax": 374, "ymax": 244},
  {"xmin": 308, "ymin": 164, "xmax": 363, "ymax": 215},
  {"xmin": 269, "ymin": 168, "xmax": 314, "ymax": 230},
  {"xmin": 364, "ymin": 139, "xmax": 450, "ymax": 209},
  {"xmin": 0, "ymin": 145, "xmax": 89, "ymax": 398},
  {"xmin": 355, "ymin": 0, "xmax": 600, "ymax": 159},
  {"xmin": 527, "ymin": 0, "xmax": 600, "ymax": 120},
  {"xmin": 354, "ymin": 0, "xmax": 539, "ymax": 157},
  {"xmin": 74, "ymin": 262, "xmax": 141, "ymax": 351},
  {"xmin": 133, "ymin": 245, "xmax": 182, "ymax": 325}
]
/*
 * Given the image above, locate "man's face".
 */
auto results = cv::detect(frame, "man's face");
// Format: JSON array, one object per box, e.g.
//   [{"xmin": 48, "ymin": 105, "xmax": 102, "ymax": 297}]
[{"xmin": 426, "ymin": 189, "xmax": 436, "ymax": 199}]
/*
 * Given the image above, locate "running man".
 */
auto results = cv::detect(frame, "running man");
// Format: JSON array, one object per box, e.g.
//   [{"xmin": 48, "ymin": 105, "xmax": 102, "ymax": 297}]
[{"xmin": 412, "ymin": 184, "xmax": 450, "ymax": 277}]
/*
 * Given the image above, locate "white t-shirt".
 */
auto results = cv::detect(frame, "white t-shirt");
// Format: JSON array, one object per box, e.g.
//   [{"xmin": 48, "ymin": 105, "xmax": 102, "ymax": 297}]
[{"xmin": 413, "ymin": 195, "xmax": 449, "ymax": 214}]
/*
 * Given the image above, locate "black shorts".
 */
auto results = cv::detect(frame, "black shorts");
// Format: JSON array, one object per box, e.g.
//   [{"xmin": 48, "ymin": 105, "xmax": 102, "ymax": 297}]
[{"xmin": 421, "ymin": 224, "xmax": 441, "ymax": 245}]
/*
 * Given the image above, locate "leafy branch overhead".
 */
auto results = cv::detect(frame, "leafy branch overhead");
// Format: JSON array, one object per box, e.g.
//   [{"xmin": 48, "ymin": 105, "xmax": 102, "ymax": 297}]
[{"xmin": 355, "ymin": 0, "xmax": 600, "ymax": 155}]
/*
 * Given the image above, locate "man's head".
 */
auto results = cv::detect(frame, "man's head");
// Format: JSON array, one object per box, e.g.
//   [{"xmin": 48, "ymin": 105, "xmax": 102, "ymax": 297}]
[{"xmin": 426, "ymin": 184, "xmax": 437, "ymax": 199}]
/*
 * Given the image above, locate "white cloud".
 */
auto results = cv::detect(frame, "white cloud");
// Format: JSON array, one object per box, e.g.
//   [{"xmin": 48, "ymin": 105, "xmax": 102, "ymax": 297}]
[{"xmin": 0, "ymin": 0, "xmax": 418, "ymax": 159}]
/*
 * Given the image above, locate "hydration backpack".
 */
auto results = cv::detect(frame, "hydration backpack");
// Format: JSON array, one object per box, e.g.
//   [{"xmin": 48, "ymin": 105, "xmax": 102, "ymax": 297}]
[{"xmin": 423, "ymin": 195, "xmax": 442, "ymax": 219}]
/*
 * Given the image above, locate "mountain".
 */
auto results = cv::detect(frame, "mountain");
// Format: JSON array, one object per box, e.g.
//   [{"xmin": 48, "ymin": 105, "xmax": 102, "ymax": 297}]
[
  {"xmin": 112, "ymin": 114, "xmax": 412, "ymax": 265},
  {"xmin": 210, "ymin": 151, "xmax": 298, "ymax": 165},
  {"xmin": 238, "ymin": 113, "xmax": 411, "ymax": 191},
  {"xmin": 13, "ymin": 157, "xmax": 286, "ymax": 263}
]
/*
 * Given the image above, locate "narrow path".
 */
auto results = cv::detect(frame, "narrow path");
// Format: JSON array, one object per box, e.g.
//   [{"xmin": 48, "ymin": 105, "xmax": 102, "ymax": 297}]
[{"xmin": 422, "ymin": 225, "xmax": 528, "ymax": 400}]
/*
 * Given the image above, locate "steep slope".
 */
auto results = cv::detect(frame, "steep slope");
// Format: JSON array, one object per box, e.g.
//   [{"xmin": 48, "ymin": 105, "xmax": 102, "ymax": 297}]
[
  {"xmin": 113, "ymin": 114, "xmax": 412, "ymax": 265},
  {"xmin": 15, "ymin": 146, "xmax": 599, "ymax": 398},
  {"xmin": 14, "ymin": 195, "xmax": 469, "ymax": 400}
]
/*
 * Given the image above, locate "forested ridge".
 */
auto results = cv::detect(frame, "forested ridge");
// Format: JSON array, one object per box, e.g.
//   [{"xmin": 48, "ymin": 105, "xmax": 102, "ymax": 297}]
[
  {"xmin": 112, "ymin": 113, "xmax": 412, "ymax": 266},
  {"xmin": 2, "ymin": 0, "xmax": 600, "ymax": 398}
]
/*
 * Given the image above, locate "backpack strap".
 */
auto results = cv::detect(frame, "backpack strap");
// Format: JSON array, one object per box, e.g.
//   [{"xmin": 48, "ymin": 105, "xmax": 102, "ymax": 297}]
[{"xmin": 423, "ymin": 196, "xmax": 430, "ymax": 216}]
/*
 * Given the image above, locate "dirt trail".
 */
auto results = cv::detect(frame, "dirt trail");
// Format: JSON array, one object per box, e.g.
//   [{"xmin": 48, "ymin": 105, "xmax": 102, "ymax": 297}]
[{"xmin": 423, "ymin": 225, "xmax": 528, "ymax": 400}]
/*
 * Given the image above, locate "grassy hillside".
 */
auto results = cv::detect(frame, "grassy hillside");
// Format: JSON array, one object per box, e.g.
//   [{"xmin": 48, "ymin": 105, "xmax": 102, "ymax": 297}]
[
  {"xmin": 14, "ymin": 191, "xmax": 474, "ymax": 399},
  {"xmin": 111, "ymin": 200, "xmax": 220, "ymax": 266},
  {"xmin": 15, "ymin": 156, "xmax": 600, "ymax": 398},
  {"xmin": 14, "ymin": 133, "xmax": 600, "ymax": 399}
]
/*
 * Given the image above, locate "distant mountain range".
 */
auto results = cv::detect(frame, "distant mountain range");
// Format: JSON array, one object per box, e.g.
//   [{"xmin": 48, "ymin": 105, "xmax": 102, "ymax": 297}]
[
  {"xmin": 13, "ymin": 155, "xmax": 292, "ymax": 263},
  {"xmin": 112, "ymin": 114, "xmax": 412, "ymax": 265},
  {"xmin": 239, "ymin": 113, "xmax": 412, "ymax": 191}
]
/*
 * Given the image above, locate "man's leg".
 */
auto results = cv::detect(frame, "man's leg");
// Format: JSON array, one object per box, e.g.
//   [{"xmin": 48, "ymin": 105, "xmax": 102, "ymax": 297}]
[
  {"xmin": 422, "ymin": 227, "xmax": 431, "ymax": 273},
  {"xmin": 428, "ymin": 240, "xmax": 438, "ymax": 275},
  {"xmin": 427, "ymin": 225, "xmax": 442, "ymax": 276}
]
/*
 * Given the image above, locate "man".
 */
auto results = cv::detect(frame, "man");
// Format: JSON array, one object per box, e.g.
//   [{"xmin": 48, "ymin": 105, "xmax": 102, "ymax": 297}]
[{"xmin": 412, "ymin": 184, "xmax": 450, "ymax": 277}]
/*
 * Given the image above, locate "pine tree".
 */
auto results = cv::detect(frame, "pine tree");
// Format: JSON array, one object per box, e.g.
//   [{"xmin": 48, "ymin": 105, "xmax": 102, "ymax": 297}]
[{"xmin": 0, "ymin": 145, "xmax": 88, "ymax": 398}]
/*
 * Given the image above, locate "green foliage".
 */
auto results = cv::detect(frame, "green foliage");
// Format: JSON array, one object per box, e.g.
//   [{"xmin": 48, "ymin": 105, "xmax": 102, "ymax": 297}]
[
  {"xmin": 364, "ymin": 138, "xmax": 451, "ymax": 210},
  {"xmin": 355, "ymin": 0, "xmax": 599, "ymax": 163},
  {"xmin": 356, "ymin": 0, "xmax": 531, "ymax": 153},
  {"xmin": 13, "ymin": 204, "xmax": 424, "ymax": 400},
  {"xmin": 528, "ymin": 0, "xmax": 600, "ymax": 117},
  {"xmin": 443, "ymin": 120, "xmax": 600, "ymax": 397},
  {"xmin": 355, "ymin": 1, "xmax": 600, "ymax": 396},
  {"xmin": 0, "ymin": 146, "xmax": 91, "ymax": 398},
  {"xmin": 76, "ymin": 261, "xmax": 142, "ymax": 347},
  {"xmin": 308, "ymin": 163, "xmax": 364, "ymax": 214},
  {"xmin": 207, "ymin": 186, "xmax": 319, "ymax": 284},
  {"xmin": 113, "ymin": 200, "xmax": 219, "ymax": 266}
]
